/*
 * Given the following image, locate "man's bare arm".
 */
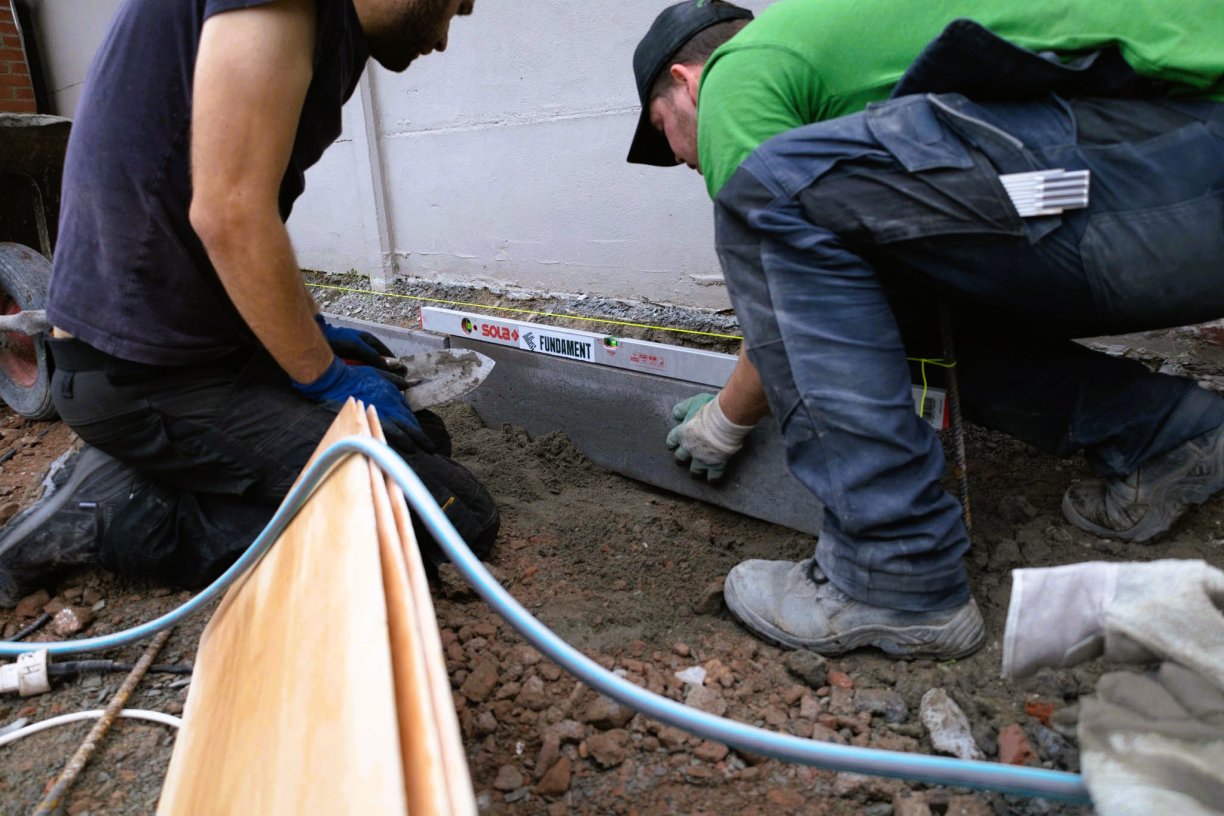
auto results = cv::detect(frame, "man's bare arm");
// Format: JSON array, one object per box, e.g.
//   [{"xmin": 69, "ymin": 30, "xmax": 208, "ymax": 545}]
[
  {"xmin": 189, "ymin": 0, "xmax": 331, "ymax": 384},
  {"xmin": 718, "ymin": 347, "xmax": 770, "ymax": 425}
]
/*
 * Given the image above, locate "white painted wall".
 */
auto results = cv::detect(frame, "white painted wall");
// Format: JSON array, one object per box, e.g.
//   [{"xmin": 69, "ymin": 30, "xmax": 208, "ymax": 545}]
[
  {"xmin": 27, "ymin": 0, "xmax": 774, "ymax": 310},
  {"xmin": 25, "ymin": 0, "xmax": 121, "ymax": 115}
]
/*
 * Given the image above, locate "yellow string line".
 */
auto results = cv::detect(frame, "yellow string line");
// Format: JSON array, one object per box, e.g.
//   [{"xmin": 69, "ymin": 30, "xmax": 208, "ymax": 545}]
[
  {"xmin": 311, "ymin": 281, "xmax": 958, "ymax": 412},
  {"xmin": 307, "ymin": 282, "xmax": 744, "ymax": 341},
  {"xmin": 907, "ymin": 357, "xmax": 956, "ymax": 419}
]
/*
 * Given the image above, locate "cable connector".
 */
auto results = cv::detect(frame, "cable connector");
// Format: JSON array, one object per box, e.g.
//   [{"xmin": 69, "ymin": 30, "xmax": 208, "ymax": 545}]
[{"xmin": 0, "ymin": 650, "xmax": 52, "ymax": 697}]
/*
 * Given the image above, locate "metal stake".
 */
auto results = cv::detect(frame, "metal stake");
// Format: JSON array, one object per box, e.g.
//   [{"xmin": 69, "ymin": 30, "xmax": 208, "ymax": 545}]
[{"xmin": 939, "ymin": 299, "xmax": 972, "ymax": 535}]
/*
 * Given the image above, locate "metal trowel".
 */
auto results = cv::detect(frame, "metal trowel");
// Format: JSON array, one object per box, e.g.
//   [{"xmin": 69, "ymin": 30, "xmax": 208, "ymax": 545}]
[{"xmin": 396, "ymin": 348, "xmax": 495, "ymax": 410}]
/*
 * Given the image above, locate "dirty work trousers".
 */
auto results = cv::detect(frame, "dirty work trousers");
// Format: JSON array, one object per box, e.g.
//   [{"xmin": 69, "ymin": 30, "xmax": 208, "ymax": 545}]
[
  {"xmin": 47, "ymin": 338, "xmax": 499, "ymax": 588},
  {"xmin": 714, "ymin": 93, "xmax": 1224, "ymax": 612}
]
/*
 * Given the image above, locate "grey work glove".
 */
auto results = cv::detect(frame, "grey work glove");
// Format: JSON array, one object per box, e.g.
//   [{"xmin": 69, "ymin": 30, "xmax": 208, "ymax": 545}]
[
  {"xmin": 666, "ymin": 393, "xmax": 754, "ymax": 482},
  {"xmin": 1002, "ymin": 561, "xmax": 1119, "ymax": 680},
  {"xmin": 1001, "ymin": 559, "xmax": 1224, "ymax": 680}
]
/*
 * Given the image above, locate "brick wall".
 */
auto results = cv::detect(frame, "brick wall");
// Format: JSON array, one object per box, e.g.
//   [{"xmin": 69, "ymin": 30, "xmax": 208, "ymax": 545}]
[{"xmin": 0, "ymin": 0, "xmax": 36, "ymax": 113}]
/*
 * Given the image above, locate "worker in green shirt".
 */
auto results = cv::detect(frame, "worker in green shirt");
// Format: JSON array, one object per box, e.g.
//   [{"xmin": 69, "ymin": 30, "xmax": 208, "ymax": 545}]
[{"xmin": 627, "ymin": 0, "xmax": 1224, "ymax": 659}]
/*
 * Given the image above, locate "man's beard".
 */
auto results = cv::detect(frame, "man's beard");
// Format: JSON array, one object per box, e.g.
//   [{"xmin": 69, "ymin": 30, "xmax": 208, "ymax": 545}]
[{"xmin": 369, "ymin": 0, "xmax": 452, "ymax": 72}]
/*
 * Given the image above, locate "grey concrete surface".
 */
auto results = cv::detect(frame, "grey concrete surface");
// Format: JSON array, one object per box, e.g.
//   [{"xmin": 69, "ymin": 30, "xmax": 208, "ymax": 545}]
[
  {"xmin": 325, "ymin": 313, "xmax": 822, "ymax": 536},
  {"xmin": 452, "ymin": 337, "xmax": 823, "ymax": 537}
]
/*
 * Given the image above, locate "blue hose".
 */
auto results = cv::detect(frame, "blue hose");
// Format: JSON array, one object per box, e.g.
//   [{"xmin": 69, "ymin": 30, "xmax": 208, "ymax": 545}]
[{"xmin": 0, "ymin": 436, "xmax": 1091, "ymax": 804}]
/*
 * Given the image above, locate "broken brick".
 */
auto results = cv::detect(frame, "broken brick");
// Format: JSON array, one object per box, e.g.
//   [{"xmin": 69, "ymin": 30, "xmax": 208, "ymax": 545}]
[{"xmin": 998, "ymin": 723, "xmax": 1035, "ymax": 766}]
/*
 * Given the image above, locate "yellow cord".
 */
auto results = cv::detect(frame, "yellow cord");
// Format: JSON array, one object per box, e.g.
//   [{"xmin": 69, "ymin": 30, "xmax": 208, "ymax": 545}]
[
  {"xmin": 307, "ymin": 282, "xmax": 744, "ymax": 341},
  {"xmin": 907, "ymin": 357, "xmax": 956, "ymax": 420},
  {"xmin": 310, "ymin": 281, "xmax": 957, "ymax": 416}
]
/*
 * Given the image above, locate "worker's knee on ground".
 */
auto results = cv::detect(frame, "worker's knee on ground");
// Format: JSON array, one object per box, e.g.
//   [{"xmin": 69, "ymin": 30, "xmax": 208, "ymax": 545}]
[
  {"xmin": 414, "ymin": 507, "xmax": 500, "ymax": 572},
  {"xmin": 405, "ymin": 450, "xmax": 500, "ymax": 565},
  {"xmin": 414, "ymin": 408, "xmax": 453, "ymax": 458}
]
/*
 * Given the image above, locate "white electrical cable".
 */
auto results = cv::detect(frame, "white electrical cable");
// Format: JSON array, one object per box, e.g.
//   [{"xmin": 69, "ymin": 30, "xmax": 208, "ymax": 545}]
[{"xmin": 0, "ymin": 709, "xmax": 181, "ymax": 748}]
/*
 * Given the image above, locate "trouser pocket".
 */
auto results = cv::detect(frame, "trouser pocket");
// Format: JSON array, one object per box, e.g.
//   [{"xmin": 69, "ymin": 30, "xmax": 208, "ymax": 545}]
[{"xmin": 797, "ymin": 149, "xmax": 1023, "ymax": 245}]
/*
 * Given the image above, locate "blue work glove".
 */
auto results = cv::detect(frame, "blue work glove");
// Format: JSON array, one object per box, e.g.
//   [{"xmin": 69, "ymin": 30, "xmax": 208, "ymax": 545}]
[
  {"xmin": 315, "ymin": 314, "xmax": 395, "ymax": 370},
  {"xmin": 293, "ymin": 356, "xmax": 429, "ymax": 449},
  {"xmin": 666, "ymin": 393, "xmax": 754, "ymax": 482}
]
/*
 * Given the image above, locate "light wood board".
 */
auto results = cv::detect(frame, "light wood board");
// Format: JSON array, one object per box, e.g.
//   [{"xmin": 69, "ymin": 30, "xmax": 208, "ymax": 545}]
[
  {"xmin": 159, "ymin": 400, "xmax": 408, "ymax": 815},
  {"xmin": 367, "ymin": 406, "xmax": 476, "ymax": 815}
]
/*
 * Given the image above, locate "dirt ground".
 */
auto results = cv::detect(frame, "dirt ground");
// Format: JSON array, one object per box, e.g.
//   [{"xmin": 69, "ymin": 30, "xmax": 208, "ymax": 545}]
[{"xmin": 2, "ymin": 293, "xmax": 1223, "ymax": 814}]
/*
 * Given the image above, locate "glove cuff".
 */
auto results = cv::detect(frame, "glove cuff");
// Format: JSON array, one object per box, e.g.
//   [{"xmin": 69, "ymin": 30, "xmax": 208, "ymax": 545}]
[
  {"xmin": 680, "ymin": 395, "xmax": 754, "ymax": 461},
  {"xmin": 703, "ymin": 395, "xmax": 756, "ymax": 448},
  {"xmin": 292, "ymin": 356, "xmax": 346, "ymax": 397}
]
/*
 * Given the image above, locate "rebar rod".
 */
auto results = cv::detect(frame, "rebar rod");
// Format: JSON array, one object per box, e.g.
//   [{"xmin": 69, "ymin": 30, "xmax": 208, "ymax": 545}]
[{"xmin": 31, "ymin": 628, "xmax": 173, "ymax": 816}]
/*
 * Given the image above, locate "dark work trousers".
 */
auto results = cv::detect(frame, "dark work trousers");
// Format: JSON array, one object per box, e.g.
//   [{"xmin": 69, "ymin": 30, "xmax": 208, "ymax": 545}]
[
  {"xmin": 714, "ymin": 94, "xmax": 1224, "ymax": 612},
  {"xmin": 48, "ymin": 339, "xmax": 499, "ymax": 589}
]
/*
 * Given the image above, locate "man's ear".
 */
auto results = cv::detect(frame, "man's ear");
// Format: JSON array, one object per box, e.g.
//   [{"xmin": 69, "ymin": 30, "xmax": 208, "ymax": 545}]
[{"xmin": 669, "ymin": 63, "xmax": 703, "ymax": 107}]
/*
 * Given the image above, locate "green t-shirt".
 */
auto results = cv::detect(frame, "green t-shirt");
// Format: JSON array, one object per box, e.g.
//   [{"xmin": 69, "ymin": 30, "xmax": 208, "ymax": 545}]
[{"xmin": 697, "ymin": 0, "xmax": 1224, "ymax": 199}]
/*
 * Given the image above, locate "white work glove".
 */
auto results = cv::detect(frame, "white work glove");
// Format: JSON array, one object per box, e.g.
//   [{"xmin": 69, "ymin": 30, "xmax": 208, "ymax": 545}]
[
  {"xmin": 666, "ymin": 393, "xmax": 754, "ymax": 482},
  {"xmin": 1002, "ymin": 561, "xmax": 1118, "ymax": 680},
  {"xmin": 1002, "ymin": 559, "xmax": 1224, "ymax": 680}
]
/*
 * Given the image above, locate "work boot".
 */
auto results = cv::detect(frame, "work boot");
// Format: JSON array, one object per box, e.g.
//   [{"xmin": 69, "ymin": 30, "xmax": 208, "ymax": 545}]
[
  {"xmin": 723, "ymin": 559, "xmax": 985, "ymax": 659},
  {"xmin": 1063, "ymin": 423, "xmax": 1224, "ymax": 542},
  {"xmin": 0, "ymin": 444, "xmax": 137, "ymax": 606}
]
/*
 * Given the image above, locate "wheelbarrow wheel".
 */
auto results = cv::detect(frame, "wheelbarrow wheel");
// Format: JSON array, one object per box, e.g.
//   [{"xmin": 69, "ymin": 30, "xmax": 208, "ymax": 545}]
[{"xmin": 0, "ymin": 242, "xmax": 56, "ymax": 421}]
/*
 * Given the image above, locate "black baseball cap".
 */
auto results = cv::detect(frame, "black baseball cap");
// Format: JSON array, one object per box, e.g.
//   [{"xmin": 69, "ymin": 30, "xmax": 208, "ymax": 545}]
[{"xmin": 626, "ymin": 1, "xmax": 754, "ymax": 166}]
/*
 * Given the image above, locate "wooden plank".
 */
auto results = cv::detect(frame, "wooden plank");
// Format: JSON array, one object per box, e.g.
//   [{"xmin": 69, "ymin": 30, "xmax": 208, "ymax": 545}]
[
  {"xmin": 363, "ymin": 407, "xmax": 454, "ymax": 815},
  {"xmin": 158, "ymin": 400, "xmax": 408, "ymax": 815},
  {"xmin": 367, "ymin": 406, "xmax": 477, "ymax": 814}
]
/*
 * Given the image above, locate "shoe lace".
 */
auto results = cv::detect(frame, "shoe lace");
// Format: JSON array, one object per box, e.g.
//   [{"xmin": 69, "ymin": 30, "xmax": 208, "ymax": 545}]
[
  {"xmin": 804, "ymin": 560, "xmax": 854, "ymax": 602},
  {"xmin": 805, "ymin": 560, "xmax": 830, "ymax": 585}
]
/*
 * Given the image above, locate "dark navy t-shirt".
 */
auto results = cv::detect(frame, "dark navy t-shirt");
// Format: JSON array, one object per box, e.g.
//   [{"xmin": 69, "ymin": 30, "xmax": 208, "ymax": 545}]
[{"xmin": 47, "ymin": 0, "xmax": 369, "ymax": 364}]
